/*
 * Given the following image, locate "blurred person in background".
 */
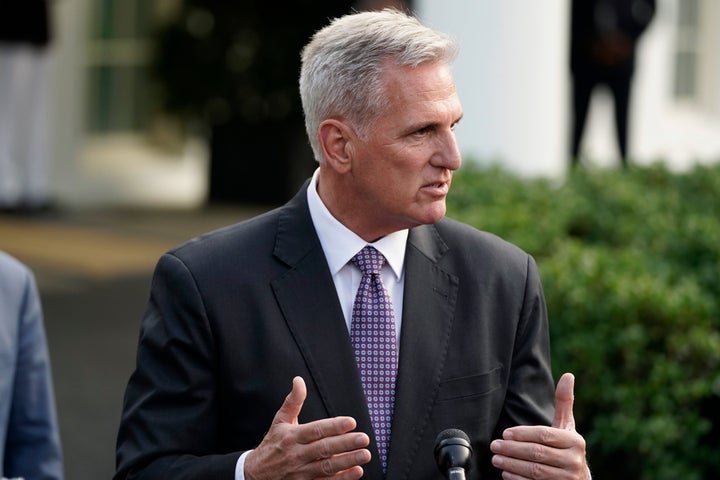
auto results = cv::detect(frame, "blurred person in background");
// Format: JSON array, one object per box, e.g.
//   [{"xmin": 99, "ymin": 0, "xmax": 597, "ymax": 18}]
[
  {"xmin": 0, "ymin": 0, "xmax": 55, "ymax": 214},
  {"xmin": 0, "ymin": 250, "xmax": 63, "ymax": 480},
  {"xmin": 570, "ymin": 0, "xmax": 656, "ymax": 169}
]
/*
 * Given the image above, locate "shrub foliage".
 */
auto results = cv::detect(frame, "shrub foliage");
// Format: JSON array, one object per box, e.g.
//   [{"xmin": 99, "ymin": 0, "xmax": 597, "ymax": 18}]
[{"xmin": 447, "ymin": 163, "xmax": 720, "ymax": 480}]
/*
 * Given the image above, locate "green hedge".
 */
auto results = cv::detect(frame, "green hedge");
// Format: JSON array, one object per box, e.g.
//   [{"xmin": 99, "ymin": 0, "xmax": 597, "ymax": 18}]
[{"xmin": 446, "ymin": 162, "xmax": 720, "ymax": 479}]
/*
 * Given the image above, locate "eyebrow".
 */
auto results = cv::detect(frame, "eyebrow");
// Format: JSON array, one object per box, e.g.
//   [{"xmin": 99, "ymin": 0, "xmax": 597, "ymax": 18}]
[{"xmin": 405, "ymin": 113, "xmax": 464, "ymax": 134}]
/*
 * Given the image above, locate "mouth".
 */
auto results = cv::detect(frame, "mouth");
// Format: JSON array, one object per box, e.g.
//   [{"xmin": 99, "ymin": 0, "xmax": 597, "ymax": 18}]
[{"xmin": 422, "ymin": 181, "xmax": 450, "ymax": 196}]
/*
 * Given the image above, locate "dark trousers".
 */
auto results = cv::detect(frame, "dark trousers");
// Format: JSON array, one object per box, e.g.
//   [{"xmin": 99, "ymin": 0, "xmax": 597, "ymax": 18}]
[{"xmin": 571, "ymin": 70, "xmax": 633, "ymax": 168}]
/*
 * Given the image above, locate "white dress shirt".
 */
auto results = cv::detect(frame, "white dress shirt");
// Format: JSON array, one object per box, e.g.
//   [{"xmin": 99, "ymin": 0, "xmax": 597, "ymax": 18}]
[
  {"xmin": 235, "ymin": 169, "xmax": 409, "ymax": 479},
  {"xmin": 306, "ymin": 168, "xmax": 407, "ymax": 339}
]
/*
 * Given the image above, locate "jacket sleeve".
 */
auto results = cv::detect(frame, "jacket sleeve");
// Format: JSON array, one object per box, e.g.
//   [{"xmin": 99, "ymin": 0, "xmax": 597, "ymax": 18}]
[
  {"xmin": 5, "ymin": 265, "xmax": 64, "ymax": 480},
  {"xmin": 495, "ymin": 255, "xmax": 555, "ymax": 434},
  {"xmin": 114, "ymin": 253, "xmax": 241, "ymax": 480}
]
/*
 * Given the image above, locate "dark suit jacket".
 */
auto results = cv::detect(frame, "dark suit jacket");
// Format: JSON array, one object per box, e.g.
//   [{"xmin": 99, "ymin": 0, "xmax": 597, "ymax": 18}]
[
  {"xmin": 115, "ymin": 181, "xmax": 554, "ymax": 480},
  {"xmin": 570, "ymin": 0, "xmax": 656, "ymax": 77}
]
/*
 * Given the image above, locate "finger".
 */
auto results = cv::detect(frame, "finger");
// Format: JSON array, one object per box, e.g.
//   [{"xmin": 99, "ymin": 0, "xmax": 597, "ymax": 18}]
[
  {"xmin": 292, "ymin": 435, "xmax": 370, "ymax": 477},
  {"xmin": 491, "ymin": 452, "xmax": 567, "ymax": 480},
  {"xmin": 293, "ymin": 435, "xmax": 371, "ymax": 477},
  {"xmin": 333, "ymin": 466, "xmax": 366, "ymax": 480},
  {"xmin": 295, "ymin": 416, "xmax": 363, "ymax": 445},
  {"xmin": 491, "ymin": 434, "xmax": 572, "ymax": 468},
  {"xmin": 329, "ymin": 466, "xmax": 367, "ymax": 480},
  {"xmin": 272, "ymin": 376, "xmax": 307, "ymax": 426},
  {"xmin": 552, "ymin": 372, "xmax": 576, "ymax": 431},
  {"xmin": 496, "ymin": 425, "xmax": 579, "ymax": 449},
  {"xmin": 312, "ymin": 448, "xmax": 372, "ymax": 476},
  {"xmin": 491, "ymin": 431, "xmax": 588, "ymax": 477}
]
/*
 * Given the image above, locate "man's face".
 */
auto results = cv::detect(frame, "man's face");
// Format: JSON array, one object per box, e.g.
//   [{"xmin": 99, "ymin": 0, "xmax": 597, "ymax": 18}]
[{"xmin": 346, "ymin": 61, "xmax": 463, "ymax": 239}]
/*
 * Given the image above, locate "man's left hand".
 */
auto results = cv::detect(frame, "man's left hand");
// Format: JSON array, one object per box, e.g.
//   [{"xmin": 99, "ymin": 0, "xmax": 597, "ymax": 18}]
[{"xmin": 490, "ymin": 373, "xmax": 590, "ymax": 479}]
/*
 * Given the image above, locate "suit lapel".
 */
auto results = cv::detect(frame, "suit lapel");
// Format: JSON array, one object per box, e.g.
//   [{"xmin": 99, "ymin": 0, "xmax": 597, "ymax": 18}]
[
  {"xmin": 272, "ymin": 246, "xmax": 371, "ymax": 422},
  {"xmin": 270, "ymin": 184, "xmax": 383, "ymax": 477},
  {"xmin": 387, "ymin": 223, "xmax": 459, "ymax": 480}
]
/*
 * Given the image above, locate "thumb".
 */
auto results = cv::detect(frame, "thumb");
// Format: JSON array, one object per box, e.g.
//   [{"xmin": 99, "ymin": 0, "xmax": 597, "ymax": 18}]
[
  {"xmin": 552, "ymin": 372, "xmax": 576, "ymax": 431},
  {"xmin": 272, "ymin": 376, "xmax": 307, "ymax": 426}
]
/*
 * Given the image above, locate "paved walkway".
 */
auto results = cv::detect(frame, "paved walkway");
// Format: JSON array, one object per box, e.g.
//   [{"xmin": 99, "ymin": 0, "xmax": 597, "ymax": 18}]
[{"xmin": 0, "ymin": 205, "xmax": 270, "ymax": 479}]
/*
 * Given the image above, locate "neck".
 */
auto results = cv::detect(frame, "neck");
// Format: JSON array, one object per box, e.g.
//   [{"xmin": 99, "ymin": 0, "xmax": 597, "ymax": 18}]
[{"xmin": 317, "ymin": 167, "xmax": 393, "ymax": 242}]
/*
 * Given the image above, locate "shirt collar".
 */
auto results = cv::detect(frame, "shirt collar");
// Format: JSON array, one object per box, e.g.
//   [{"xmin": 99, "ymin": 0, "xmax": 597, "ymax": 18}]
[{"xmin": 307, "ymin": 168, "xmax": 408, "ymax": 279}]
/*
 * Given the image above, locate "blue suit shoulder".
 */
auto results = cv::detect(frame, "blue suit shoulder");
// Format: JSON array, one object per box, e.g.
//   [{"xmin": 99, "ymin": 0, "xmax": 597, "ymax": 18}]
[
  {"xmin": 0, "ymin": 250, "xmax": 32, "ymax": 282},
  {"xmin": 0, "ymin": 251, "xmax": 34, "ymax": 308}
]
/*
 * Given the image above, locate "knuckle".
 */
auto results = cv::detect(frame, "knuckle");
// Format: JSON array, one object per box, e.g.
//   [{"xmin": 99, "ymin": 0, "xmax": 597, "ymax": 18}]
[
  {"xmin": 319, "ymin": 457, "xmax": 334, "ymax": 477},
  {"xmin": 576, "ymin": 434, "xmax": 587, "ymax": 452},
  {"xmin": 540, "ymin": 427, "xmax": 555, "ymax": 444},
  {"xmin": 531, "ymin": 444, "xmax": 546, "ymax": 462},
  {"xmin": 277, "ymin": 432, "xmax": 296, "ymax": 452},
  {"xmin": 311, "ymin": 422, "xmax": 325, "ymax": 441},
  {"xmin": 316, "ymin": 438, "xmax": 331, "ymax": 459},
  {"xmin": 569, "ymin": 453, "xmax": 585, "ymax": 472},
  {"xmin": 530, "ymin": 461, "xmax": 550, "ymax": 480},
  {"xmin": 285, "ymin": 447, "xmax": 303, "ymax": 466}
]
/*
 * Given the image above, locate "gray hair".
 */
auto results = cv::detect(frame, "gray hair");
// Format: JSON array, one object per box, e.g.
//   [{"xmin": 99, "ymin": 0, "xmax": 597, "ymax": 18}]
[{"xmin": 299, "ymin": 9, "xmax": 459, "ymax": 162}]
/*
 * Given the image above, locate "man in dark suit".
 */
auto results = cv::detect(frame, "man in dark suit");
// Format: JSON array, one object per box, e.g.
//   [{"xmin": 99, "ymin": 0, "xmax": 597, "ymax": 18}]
[
  {"xmin": 115, "ymin": 10, "xmax": 589, "ymax": 480},
  {"xmin": 569, "ymin": 0, "xmax": 656, "ymax": 168}
]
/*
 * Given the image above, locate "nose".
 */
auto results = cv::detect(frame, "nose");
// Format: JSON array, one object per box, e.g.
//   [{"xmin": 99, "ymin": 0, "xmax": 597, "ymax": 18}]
[{"xmin": 431, "ymin": 128, "xmax": 462, "ymax": 171}]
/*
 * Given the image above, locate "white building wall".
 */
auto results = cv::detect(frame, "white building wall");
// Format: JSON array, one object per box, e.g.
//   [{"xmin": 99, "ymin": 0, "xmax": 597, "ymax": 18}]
[
  {"xmin": 417, "ymin": 1, "xmax": 570, "ymax": 177},
  {"xmin": 631, "ymin": 0, "xmax": 720, "ymax": 169}
]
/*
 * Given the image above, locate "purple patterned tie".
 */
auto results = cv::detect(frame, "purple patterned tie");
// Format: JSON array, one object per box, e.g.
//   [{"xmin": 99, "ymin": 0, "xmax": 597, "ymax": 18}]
[{"xmin": 350, "ymin": 246, "xmax": 398, "ymax": 473}]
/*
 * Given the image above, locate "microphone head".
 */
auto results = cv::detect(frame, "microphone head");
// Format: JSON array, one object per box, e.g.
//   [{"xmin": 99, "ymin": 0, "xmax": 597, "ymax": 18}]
[
  {"xmin": 435, "ymin": 428, "xmax": 470, "ymax": 445},
  {"xmin": 434, "ymin": 428, "xmax": 472, "ymax": 476}
]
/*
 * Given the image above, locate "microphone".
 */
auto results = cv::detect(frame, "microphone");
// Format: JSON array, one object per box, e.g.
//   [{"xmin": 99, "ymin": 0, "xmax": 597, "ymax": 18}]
[{"xmin": 434, "ymin": 428, "xmax": 473, "ymax": 480}]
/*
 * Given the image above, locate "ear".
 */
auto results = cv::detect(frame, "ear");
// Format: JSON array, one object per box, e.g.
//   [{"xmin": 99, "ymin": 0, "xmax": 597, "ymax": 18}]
[{"xmin": 318, "ymin": 119, "xmax": 354, "ymax": 174}]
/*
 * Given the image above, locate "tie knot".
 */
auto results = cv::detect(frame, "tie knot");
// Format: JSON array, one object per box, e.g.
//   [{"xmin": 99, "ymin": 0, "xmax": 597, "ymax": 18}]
[{"xmin": 351, "ymin": 246, "xmax": 386, "ymax": 276}]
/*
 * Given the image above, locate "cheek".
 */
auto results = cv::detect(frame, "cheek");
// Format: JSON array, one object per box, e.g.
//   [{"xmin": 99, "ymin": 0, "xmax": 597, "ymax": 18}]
[
  {"xmin": 363, "ymin": 145, "xmax": 424, "ymax": 197},
  {"xmin": 383, "ymin": 166, "xmax": 417, "ymax": 195},
  {"xmin": 385, "ymin": 151, "xmax": 424, "ymax": 179}
]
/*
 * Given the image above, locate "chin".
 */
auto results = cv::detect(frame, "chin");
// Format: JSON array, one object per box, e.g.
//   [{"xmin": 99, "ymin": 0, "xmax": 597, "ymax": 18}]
[{"xmin": 417, "ymin": 206, "xmax": 447, "ymax": 226}]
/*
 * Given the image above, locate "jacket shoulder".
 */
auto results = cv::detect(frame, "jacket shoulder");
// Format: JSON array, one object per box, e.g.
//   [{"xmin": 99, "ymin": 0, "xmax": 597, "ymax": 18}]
[
  {"xmin": 169, "ymin": 207, "xmax": 283, "ymax": 262},
  {"xmin": 435, "ymin": 217, "xmax": 529, "ymax": 258},
  {"xmin": 0, "ymin": 251, "xmax": 34, "ymax": 304}
]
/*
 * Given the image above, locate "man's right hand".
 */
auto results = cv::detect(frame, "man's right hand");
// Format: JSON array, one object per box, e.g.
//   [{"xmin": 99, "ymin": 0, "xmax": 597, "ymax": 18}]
[{"xmin": 244, "ymin": 376, "xmax": 372, "ymax": 480}]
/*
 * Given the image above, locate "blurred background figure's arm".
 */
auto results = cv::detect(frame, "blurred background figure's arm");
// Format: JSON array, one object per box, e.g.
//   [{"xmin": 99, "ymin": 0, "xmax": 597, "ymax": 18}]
[{"xmin": 0, "ymin": 251, "xmax": 64, "ymax": 480}]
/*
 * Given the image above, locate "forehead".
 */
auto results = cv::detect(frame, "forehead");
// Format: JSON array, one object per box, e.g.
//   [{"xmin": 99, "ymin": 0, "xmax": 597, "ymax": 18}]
[{"xmin": 379, "ymin": 61, "xmax": 462, "ymax": 120}]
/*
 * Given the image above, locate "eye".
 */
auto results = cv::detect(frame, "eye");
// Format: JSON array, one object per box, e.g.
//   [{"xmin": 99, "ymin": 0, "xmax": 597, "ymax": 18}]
[{"xmin": 412, "ymin": 125, "xmax": 433, "ymax": 137}]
